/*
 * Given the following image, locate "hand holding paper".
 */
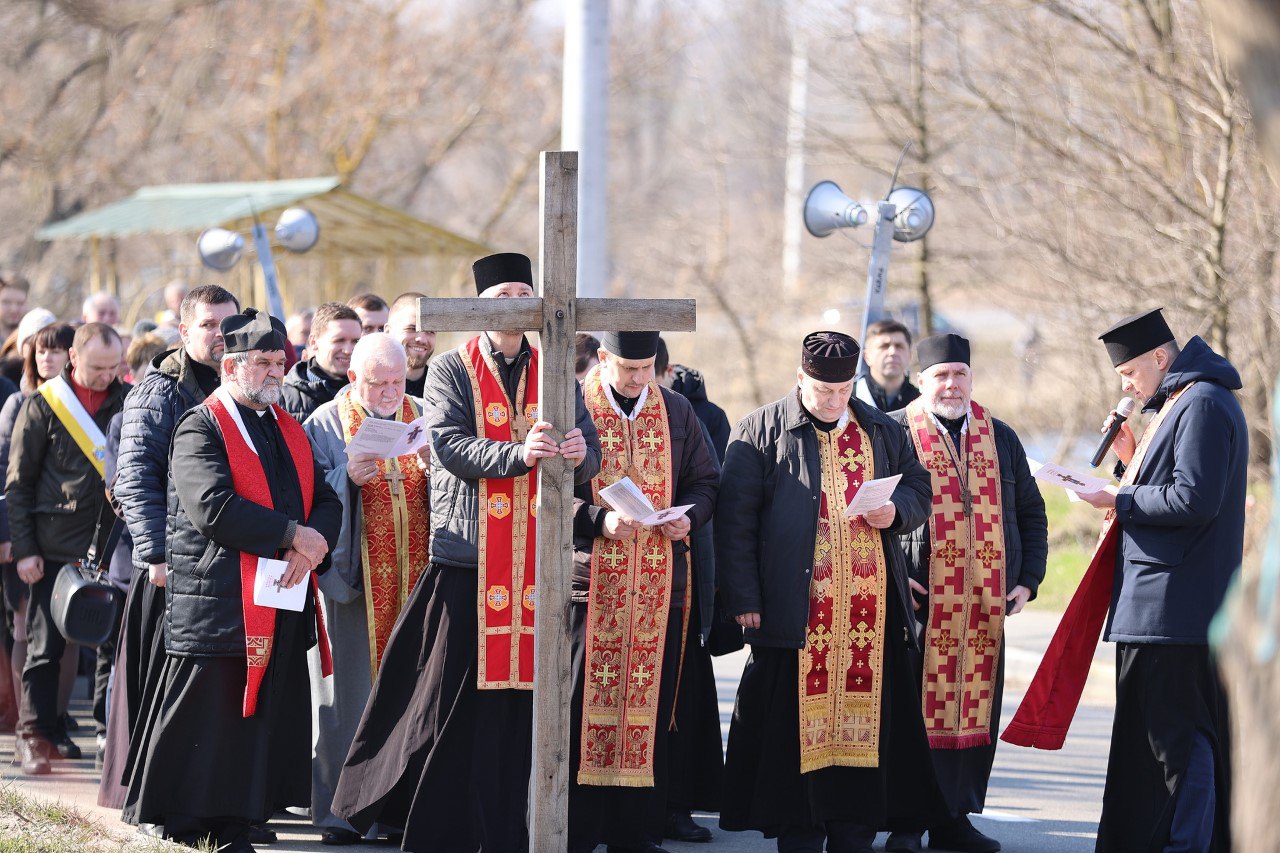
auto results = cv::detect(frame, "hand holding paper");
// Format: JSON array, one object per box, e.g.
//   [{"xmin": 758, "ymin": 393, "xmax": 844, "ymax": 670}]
[
  {"xmin": 1027, "ymin": 459, "xmax": 1111, "ymax": 495},
  {"xmin": 599, "ymin": 477, "xmax": 695, "ymax": 527},
  {"xmin": 254, "ymin": 557, "xmax": 307, "ymax": 611},
  {"xmin": 345, "ymin": 416, "xmax": 430, "ymax": 460},
  {"xmin": 844, "ymin": 474, "xmax": 902, "ymax": 518}
]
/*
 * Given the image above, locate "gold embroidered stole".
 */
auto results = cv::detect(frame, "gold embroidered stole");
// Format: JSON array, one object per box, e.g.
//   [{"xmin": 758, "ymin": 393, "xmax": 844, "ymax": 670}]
[
  {"xmin": 799, "ymin": 417, "xmax": 888, "ymax": 772},
  {"xmin": 336, "ymin": 389, "xmax": 429, "ymax": 680},
  {"xmin": 460, "ymin": 336, "xmax": 539, "ymax": 690},
  {"xmin": 579, "ymin": 365, "xmax": 675, "ymax": 787},
  {"xmin": 906, "ymin": 399, "xmax": 1006, "ymax": 749}
]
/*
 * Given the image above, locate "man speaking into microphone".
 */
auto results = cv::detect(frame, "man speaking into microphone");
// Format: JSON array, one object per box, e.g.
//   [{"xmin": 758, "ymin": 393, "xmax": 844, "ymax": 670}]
[{"xmin": 1069, "ymin": 308, "xmax": 1244, "ymax": 852}]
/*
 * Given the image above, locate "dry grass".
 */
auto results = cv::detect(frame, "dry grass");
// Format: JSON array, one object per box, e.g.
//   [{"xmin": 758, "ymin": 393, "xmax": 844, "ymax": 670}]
[{"xmin": 0, "ymin": 784, "xmax": 209, "ymax": 853}]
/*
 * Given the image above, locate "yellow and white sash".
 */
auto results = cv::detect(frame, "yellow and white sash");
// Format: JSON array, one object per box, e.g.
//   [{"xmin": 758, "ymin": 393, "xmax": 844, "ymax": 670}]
[{"xmin": 38, "ymin": 375, "xmax": 107, "ymax": 477}]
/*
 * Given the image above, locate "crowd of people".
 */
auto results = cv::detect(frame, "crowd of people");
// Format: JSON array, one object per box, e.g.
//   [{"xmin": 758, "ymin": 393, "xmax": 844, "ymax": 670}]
[{"xmin": 0, "ymin": 257, "xmax": 1245, "ymax": 853}]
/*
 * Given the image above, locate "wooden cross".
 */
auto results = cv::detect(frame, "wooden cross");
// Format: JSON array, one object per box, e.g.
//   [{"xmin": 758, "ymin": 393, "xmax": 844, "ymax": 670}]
[
  {"xmin": 382, "ymin": 464, "xmax": 405, "ymax": 497},
  {"xmin": 417, "ymin": 151, "xmax": 696, "ymax": 850}
]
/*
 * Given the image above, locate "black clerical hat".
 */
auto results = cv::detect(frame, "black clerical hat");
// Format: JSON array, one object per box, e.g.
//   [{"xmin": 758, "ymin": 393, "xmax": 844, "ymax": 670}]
[
  {"xmin": 600, "ymin": 331, "xmax": 660, "ymax": 360},
  {"xmin": 472, "ymin": 252, "xmax": 533, "ymax": 295},
  {"xmin": 221, "ymin": 307, "xmax": 286, "ymax": 354},
  {"xmin": 1098, "ymin": 308, "xmax": 1174, "ymax": 367},
  {"xmin": 917, "ymin": 333, "xmax": 971, "ymax": 370},
  {"xmin": 801, "ymin": 331, "xmax": 860, "ymax": 383}
]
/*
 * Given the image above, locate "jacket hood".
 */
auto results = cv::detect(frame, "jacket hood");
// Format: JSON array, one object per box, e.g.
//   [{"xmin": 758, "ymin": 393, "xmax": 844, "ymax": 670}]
[
  {"xmin": 1153, "ymin": 335, "xmax": 1241, "ymax": 408},
  {"xmin": 286, "ymin": 358, "xmax": 347, "ymax": 399},
  {"xmin": 670, "ymin": 365, "xmax": 709, "ymax": 403},
  {"xmin": 155, "ymin": 347, "xmax": 183, "ymax": 378}
]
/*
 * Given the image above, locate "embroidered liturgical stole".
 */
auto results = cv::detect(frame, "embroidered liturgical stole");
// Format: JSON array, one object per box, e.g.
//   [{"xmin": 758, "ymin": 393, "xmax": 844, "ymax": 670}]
[
  {"xmin": 906, "ymin": 398, "xmax": 1006, "ymax": 749},
  {"xmin": 578, "ymin": 364, "xmax": 675, "ymax": 787},
  {"xmin": 337, "ymin": 388, "xmax": 429, "ymax": 680},
  {"xmin": 207, "ymin": 390, "xmax": 332, "ymax": 717},
  {"xmin": 799, "ymin": 416, "xmax": 888, "ymax": 772},
  {"xmin": 460, "ymin": 336, "xmax": 538, "ymax": 690}
]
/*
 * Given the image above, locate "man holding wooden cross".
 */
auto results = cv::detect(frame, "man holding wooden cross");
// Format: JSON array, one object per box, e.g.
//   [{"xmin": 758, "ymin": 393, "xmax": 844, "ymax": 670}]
[
  {"xmin": 567, "ymin": 330, "xmax": 719, "ymax": 853},
  {"xmin": 332, "ymin": 252, "xmax": 602, "ymax": 852}
]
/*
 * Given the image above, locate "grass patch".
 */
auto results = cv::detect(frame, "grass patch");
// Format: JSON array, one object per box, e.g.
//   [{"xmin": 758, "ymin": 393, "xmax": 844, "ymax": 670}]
[
  {"xmin": 0, "ymin": 784, "xmax": 203, "ymax": 852},
  {"xmin": 1032, "ymin": 486, "xmax": 1103, "ymax": 613}
]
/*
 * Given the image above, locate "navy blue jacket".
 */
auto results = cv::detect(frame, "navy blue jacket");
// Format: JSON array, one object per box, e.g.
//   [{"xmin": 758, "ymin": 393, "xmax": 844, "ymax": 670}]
[{"xmin": 1105, "ymin": 336, "xmax": 1247, "ymax": 644}]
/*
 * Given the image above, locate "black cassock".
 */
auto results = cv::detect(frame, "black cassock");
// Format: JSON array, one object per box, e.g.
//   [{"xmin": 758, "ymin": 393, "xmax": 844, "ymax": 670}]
[
  {"xmin": 331, "ymin": 562, "xmax": 533, "ymax": 852},
  {"xmin": 123, "ymin": 403, "xmax": 340, "ymax": 842},
  {"xmin": 720, "ymin": 588, "xmax": 947, "ymax": 836}
]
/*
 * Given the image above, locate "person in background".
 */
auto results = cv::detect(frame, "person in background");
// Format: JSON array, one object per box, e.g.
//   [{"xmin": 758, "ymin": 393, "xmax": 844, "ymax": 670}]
[
  {"xmin": 347, "ymin": 293, "xmax": 390, "ymax": 336},
  {"xmin": 575, "ymin": 332, "xmax": 601, "ymax": 381},
  {"xmin": 387, "ymin": 292, "xmax": 436, "ymax": 399},
  {"xmin": 82, "ymin": 292, "xmax": 122, "ymax": 326},
  {"xmin": 287, "ymin": 310, "xmax": 315, "ymax": 361},
  {"xmin": 281, "ymin": 302, "xmax": 361, "ymax": 422},
  {"xmin": 854, "ymin": 319, "xmax": 920, "ymax": 414},
  {"xmin": 0, "ymin": 273, "xmax": 30, "ymax": 343}
]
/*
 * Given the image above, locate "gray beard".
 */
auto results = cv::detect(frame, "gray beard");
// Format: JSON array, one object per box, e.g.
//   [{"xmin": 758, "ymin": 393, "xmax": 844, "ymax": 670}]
[
  {"xmin": 931, "ymin": 400, "xmax": 968, "ymax": 420},
  {"xmin": 242, "ymin": 382, "xmax": 282, "ymax": 407}
]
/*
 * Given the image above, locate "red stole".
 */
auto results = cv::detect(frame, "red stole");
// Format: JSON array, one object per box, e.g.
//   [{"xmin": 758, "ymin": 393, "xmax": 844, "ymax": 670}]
[
  {"xmin": 906, "ymin": 399, "xmax": 1006, "ymax": 749},
  {"xmin": 206, "ymin": 392, "xmax": 332, "ymax": 717},
  {"xmin": 1001, "ymin": 384, "xmax": 1194, "ymax": 749},
  {"xmin": 579, "ymin": 366, "xmax": 675, "ymax": 787},
  {"xmin": 459, "ymin": 336, "xmax": 538, "ymax": 690},
  {"xmin": 800, "ymin": 416, "xmax": 888, "ymax": 772},
  {"xmin": 336, "ymin": 389, "xmax": 429, "ymax": 678}
]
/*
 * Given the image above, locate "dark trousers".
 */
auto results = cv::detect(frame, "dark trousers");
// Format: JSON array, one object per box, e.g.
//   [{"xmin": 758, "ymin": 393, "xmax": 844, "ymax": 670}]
[
  {"xmin": 19, "ymin": 564, "xmax": 66, "ymax": 744},
  {"xmin": 778, "ymin": 821, "xmax": 874, "ymax": 853},
  {"xmin": 92, "ymin": 608, "xmax": 122, "ymax": 736}
]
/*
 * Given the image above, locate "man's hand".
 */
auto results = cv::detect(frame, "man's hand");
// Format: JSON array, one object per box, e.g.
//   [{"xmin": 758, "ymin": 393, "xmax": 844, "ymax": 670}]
[
  {"xmin": 1079, "ymin": 484, "xmax": 1118, "ymax": 509},
  {"xmin": 1101, "ymin": 413, "xmax": 1137, "ymax": 467},
  {"xmin": 1006, "ymin": 584, "xmax": 1032, "ymax": 616},
  {"xmin": 417, "ymin": 442, "xmax": 431, "ymax": 471},
  {"xmin": 347, "ymin": 451, "xmax": 383, "ymax": 487},
  {"xmin": 602, "ymin": 512, "xmax": 642, "ymax": 541},
  {"xmin": 558, "ymin": 427, "xmax": 587, "ymax": 464},
  {"xmin": 659, "ymin": 514, "xmax": 691, "ymax": 541},
  {"xmin": 522, "ymin": 420, "xmax": 559, "ymax": 466},
  {"xmin": 280, "ymin": 548, "xmax": 318, "ymax": 589},
  {"xmin": 862, "ymin": 500, "xmax": 897, "ymax": 530},
  {"xmin": 908, "ymin": 577, "xmax": 928, "ymax": 611},
  {"xmin": 149, "ymin": 562, "xmax": 168, "ymax": 588},
  {"xmin": 0, "ymin": 541, "xmax": 12, "ymax": 564},
  {"xmin": 735, "ymin": 612, "xmax": 761, "ymax": 629},
  {"xmin": 16, "ymin": 555, "xmax": 43, "ymax": 584},
  {"xmin": 291, "ymin": 525, "xmax": 330, "ymax": 565}
]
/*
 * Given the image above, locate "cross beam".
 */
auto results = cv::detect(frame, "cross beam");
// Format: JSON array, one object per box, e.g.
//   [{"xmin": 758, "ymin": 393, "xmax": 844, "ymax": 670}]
[{"xmin": 416, "ymin": 151, "xmax": 696, "ymax": 850}]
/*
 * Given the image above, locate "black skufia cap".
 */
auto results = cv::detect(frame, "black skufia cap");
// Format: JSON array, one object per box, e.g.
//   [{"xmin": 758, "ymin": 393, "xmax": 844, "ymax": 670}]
[
  {"xmin": 600, "ymin": 331, "xmax": 660, "ymax": 360},
  {"xmin": 472, "ymin": 252, "xmax": 533, "ymax": 295},
  {"xmin": 801, "ymin": 331, "xmax": 860, "ymax": 383},
  {"xmin": 916, "ymin": 333, "xmax": 971, "ymax": 370},
  {"xmin": 221, "ymin": 307, "xmax": 287, "ymax": 354},
  {"xmin": 1098, "ymin": 308, "xmax": 1174, "ymax": 367}
]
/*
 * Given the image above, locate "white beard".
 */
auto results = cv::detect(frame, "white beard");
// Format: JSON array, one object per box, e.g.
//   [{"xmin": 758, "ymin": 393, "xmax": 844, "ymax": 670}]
[{"xmin": 931, "ymin": 399, "xmax": 968, "ymax": 420}]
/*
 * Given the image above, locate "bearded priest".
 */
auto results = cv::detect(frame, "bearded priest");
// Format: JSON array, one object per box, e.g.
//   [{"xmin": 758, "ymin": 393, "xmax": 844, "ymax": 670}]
[
  {"xmin": 886, "ymin": 333, "xmax": 1047, "ymax": 853},
  {"xmin": 124, "ymin": 308, "xmax": 342, "ymax": 853},
  {"xmin": 302, "ymin": 332, "xmax": 429, "ymax": 845},
  {"xmin": 717, "ymin": 331, "xmax": 946, "ymax": 853}
]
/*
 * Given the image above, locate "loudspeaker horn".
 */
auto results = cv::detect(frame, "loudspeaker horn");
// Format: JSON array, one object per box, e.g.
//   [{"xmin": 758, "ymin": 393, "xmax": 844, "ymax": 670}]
[
  {"xmin": 886, "ymin": 186, "xmax": 935, "ymax": 243},
  {"xmin": 196, "ymin": 228, "xmax": 245, "ymax": 272},
  {"xmin": 275, "ymin": 207, "xmax": 320, "ymax": 253},
  {"xmin": 803, "ymin": 181, "xmax": 869, "ymax": 238}
]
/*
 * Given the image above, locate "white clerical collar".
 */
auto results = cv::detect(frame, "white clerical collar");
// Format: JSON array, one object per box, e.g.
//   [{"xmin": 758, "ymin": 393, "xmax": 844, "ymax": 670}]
[
  {"xmin": 603, "ymin": 382, "xmax": 649, "ymax": 422},
  {"xmin": 836, "ymin": 408, "xmax": 850, "ymax": 430},
  {"xmin": 213, "ymin": 386, "xmax": 276, "ymax": 456}
]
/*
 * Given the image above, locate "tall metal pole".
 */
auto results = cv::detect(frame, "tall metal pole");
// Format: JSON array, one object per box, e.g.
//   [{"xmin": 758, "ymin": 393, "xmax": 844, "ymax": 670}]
[
  {"xmin": 781, "ymin": 9, "xmax": 809, "ymax": 293},
  {"xmin": 562, "ymin": 0, "xmax": 609, "ymax": 299}
]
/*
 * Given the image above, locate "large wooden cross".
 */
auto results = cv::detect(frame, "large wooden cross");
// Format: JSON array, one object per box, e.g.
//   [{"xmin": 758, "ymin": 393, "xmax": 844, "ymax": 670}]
[{"xmin": 417, "ymin": 151, "xmax": 696, "ymax": 850}]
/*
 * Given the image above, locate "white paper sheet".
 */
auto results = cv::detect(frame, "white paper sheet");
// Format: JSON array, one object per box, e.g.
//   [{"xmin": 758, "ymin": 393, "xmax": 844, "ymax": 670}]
[
  {"xmin": 1027, "ymin": 458, "xmax": 1110, "ymax": 494},
  {"xmin": 252, "ymin": 557, "xmax": 307, "ymax": 612},
  {"xmin": 843, "ymin": 474, "xmax": 902, "ymax": 518},
  {"xmin": 598, "ymin": 477, "xmax": 694, "ymax": 526},
  {"xmin": 344, "ymin": 415, "xmax": 430, "ymax": 460}
]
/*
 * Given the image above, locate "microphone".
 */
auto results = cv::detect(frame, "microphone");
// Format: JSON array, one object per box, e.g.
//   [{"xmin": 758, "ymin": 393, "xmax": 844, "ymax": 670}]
[{"xmin": 1090, "ymin": 397, "xmax": 1137, "ymax": 468}]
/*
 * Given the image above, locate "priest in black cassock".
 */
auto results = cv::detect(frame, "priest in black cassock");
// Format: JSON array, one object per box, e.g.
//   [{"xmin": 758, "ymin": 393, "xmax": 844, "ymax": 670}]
[
  {"xmin": 331, "ymin": 252, "xmax": 601, "ymax": 852},
  {"xmin": 716, "ymin": 331, "xmax": 946, "ymax": 853},
  {"xmin": 123, "ymin": 308, "xmax": 342, "ymax": 853}
]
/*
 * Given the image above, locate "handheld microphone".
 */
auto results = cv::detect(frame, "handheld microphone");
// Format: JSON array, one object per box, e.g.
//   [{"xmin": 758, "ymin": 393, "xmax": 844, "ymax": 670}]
[{"xmin": 1090, "ymin": 397, "xmax": 1137, "ymax": 468}]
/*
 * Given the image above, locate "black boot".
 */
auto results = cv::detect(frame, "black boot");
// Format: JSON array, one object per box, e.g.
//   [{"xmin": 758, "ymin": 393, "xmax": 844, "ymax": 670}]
[
  {"xmin": 664, "ymin": 810, "xmax": 712, "ymax": 843},
  {"xmin": 928, "ymin": 815, "xmax": 1000, "ymax": 853}
]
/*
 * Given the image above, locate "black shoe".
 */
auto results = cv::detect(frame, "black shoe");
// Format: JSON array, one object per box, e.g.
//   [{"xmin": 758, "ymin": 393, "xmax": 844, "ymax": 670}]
[
  {"xmin": 886, "ymin": 831, "xmax": 924, "ymax": 853},
  {"xmin": 664, "ymin": 810, "xmax": 712, "ymax": 843},
  {"xmin": 321, "ymin": 827, "xmax": 361, "ymax": 846},
  {"xmin": 61, "ymin": 713, "xmax": 79, "ymax": 732},
  {"xmin": 246, "ymin": 824, "xmax": 277, "ymax": 844},
  {"xmin": 606, "ymin": 844, "xmax": 673, "ymax": 853},
  {"xmin": 52, "ymin": 730, "xmax": 81, "ymax": 760},
  {"xmin": 14, "ymin": 737, "xmax": 50, "ymax": 775},
  {"xmin": 928, "ymin": 815, "xmax": 1000, "ymax": 853}
]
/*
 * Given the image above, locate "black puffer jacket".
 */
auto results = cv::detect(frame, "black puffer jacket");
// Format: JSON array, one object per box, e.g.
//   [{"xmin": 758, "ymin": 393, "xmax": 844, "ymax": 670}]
[
  {"xmin": 164, "ymin": 402, "xmax": 342, "ymax": 657},
  {"xmin": 715, "ymin": 391, "xmax": 932, "ymax": 651},
  {"xmin": 6, "ymin": 368, "xmax": 129, "ymax": 564},
  {"xmin": 425, "ymin": 336, "xmax": 601, "ymax": 570},
  {"xmin": 889, "ymin": 407, "xmax": 1049, "ymax": 612},
  {"xmin": 115, "ymin": 348, "xmax": 217, "ymax": 569},
  {"xmin": 280, "ymin": 358, "xmax": 348, "ymax": 423}
]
